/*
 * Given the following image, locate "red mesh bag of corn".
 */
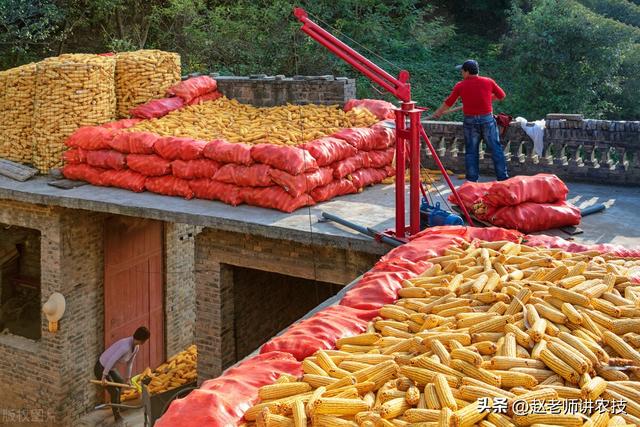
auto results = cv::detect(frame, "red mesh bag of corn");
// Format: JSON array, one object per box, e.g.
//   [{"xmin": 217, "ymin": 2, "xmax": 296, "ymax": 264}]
[
  {"xmin": 251, "ymin": 144, "xmax": 318, "ymax": 175},
  {"xmin": 154, "ymin": 137, "xmax": 207, "ymax": 161},
  {"xmin": 310, "ymin": 178, "xmax": 358, "ymax": 202},
  {"xmin": 331, "ymin": 153, "xmax": 367, "ymax": 179},
  {"xmin": 62, "ymin": 164, "xmax": 106, "ymax": 186},
  {"xmin": 203, "ymin": 139, "xmax": 253, "ymax": 165},
  {"xmin": 485, "ymin": 200, "xmax": 581, "ymax": 233},
  {"xmin": 301, "ymin": 136, "xmax": 357, "ymax": 166},
  {"xmin": 101, "ymin": 169, "xmax": 146, "ymax": 193},
  {"xmin": 156, "ymin": 351, "xmax": 301, "ymax": 427},
  {"xmin": 269, "ymin": 167, "xmax": 333, "ymax": 198},
  {"xmin": 241, "ymin": 186, "xmax": 314, "ymax": 213},
  {"xmin": 448, "ymin": 181, "xmax": 494, "ymax": 210},
  {"xmin": 126, "ymin": 154, "xmax": 172, "ymax": 177},
  {"xmin": 214, "ymin": 164, "xmax": 273, "ymax": 187},
  {"xmin": 189, "ymin": 179, "xmax": 243, "ymax": 206},
  {"xmin": 167, "ymin": 76, "xmax": 218, "ymax": 102},
  {"xmin": 63, "ymin": 148, "xmax": 86, "ymax": 164},
  {"xmin": 332, "ymin": 127, "xmax": 389, "ymax": 151},
  {"xmin": 130, "ymin": 97, "xmax": 185, "ymax": 119},
  {"xmin": 65, "ymin": 126, "xmax": 114, "ymax": 150},
  {"xmin": 145, "ymin": 176, "xmax": 194, "ymax": 199},
  {"xmin": 344, "ymin": 98, "xmax": 396, "ymax": 120},
  {"xmin": 481, "ymin": 174, "xmax": 569, "ymax": 207},
  {"xmin": 188, "ymin": 91, "xmax": 222, "ymax": 105},
  {"xmin": 260, "ymin": 306, "xmax": 378, "ymax": 360},
  {"xmin": 350, "ymin": 167, "xmax": 388, "ymax": 189},
  {"xmin": 365, "ymin": 147, "xmax": 395, "ymax": 168},
  {"xmin": 172, "ymin": 159, "xmax": 220, "ymax": 179},
  {"xmin": 101, "ymin": 118, "xmax": 143, "ymax": 130},
  {"xmin": 85, "ymin": 150, "xmax": 127, "ymax": 170},
  {"xmin": 109, "ymin": 132, "xmax": 158, "ymax": 154}
]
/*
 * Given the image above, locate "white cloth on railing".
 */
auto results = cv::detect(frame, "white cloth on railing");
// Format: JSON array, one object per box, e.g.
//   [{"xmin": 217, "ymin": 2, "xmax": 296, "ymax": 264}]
[{"xmin": 515, "ymin": 117, "xmax": 545, "ymax": 156}]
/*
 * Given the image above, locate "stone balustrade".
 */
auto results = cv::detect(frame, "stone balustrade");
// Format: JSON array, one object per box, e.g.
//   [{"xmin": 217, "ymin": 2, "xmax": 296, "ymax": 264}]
[{"xmin": 421, "ymin": 116, "xmax": 640, "ymax": 185}]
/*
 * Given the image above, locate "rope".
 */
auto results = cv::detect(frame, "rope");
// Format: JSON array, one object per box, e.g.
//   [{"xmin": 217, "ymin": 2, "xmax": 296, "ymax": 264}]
[{"xmin": 307, "ymin": 11, "xmax": 404, "ymax": 73}]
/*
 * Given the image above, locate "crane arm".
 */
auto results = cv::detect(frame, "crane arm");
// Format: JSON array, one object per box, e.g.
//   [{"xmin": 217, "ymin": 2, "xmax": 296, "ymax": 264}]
[{"xmin": 294, "ymin": 8, "xmax": 411, "ymax": 102}]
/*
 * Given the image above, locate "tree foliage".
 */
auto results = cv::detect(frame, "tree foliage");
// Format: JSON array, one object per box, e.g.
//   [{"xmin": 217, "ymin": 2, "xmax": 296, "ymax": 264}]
[{"xmin": 0, "ymin": 0, "xmax": 638, "ymax": 119}]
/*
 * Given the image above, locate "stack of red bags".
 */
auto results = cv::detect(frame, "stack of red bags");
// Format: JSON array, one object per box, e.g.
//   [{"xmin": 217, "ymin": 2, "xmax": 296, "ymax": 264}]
[
  {"xmin": 449, "ymin": 174, "xmax": 581, "ymax": 232},
  {"xmin": 129, "ymin": 76, "xmax": 223, "ymax": 119},
  {"xmin": 61, "ymin": 96, "xmax": 397, "ymax": 213}
]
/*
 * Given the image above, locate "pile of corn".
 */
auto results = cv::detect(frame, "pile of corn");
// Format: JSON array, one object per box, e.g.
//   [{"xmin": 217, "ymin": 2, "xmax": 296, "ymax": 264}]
[
  {"xmin": 126, "ymin": 97, "xmax": 379, "ymax": 146},
  {"xmin": 243, "ymin": 241, "xmax": 640, "ymax": 426},
  {"xmin": 0, "ymin": 63, "xmax": 37, "ymax": 163},
  {"xmin": 32, "ymin": 54, "xmax": 116, "ymax": 172},
  {"xmin": 121, "ymin": 344, "xmax": 197, "ymax": 401},
  {"xmin": 115, "ymin": 50, "xmax": 181, "ymax": 118}
]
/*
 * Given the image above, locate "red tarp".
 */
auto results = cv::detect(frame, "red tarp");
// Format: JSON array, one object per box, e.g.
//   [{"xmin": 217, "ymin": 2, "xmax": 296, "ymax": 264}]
[
  {"xmin": 260, "ymin": 306, "xmax": 378, "ymax": 361},
  {"xmin": 167, "ymin": 76, "xmax": 218, "ymax": 102},
  {"xmin": 203, "ymin": 139, "xmax": 253, "ymax": 165},
  {"xmin": 302, "ymin": 136, "xmax": 357, "ymax": 166},
  {"xmin": 154, "ymin": 137, "xmax": 207, "ymax": 161},
  {"xmin": 126, "ymin": 154, "xmax": 172, "ymax": 177},
  {"xmin": 129, "ymin": 97, "xmax": 185, "ymax": 119},
  {"xmin": 157, "ymin": 352, "xmax": 301, "ymax": 427},
  {"xmin": 251, "ymin": 144, "xmax": 318, "ymax": 175}
]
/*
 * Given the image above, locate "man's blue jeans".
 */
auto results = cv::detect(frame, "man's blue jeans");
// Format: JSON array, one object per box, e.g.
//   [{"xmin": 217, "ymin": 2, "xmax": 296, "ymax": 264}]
[{"xmin": 463, "ymin": 114, "xmax": 509, "ymax": 182}]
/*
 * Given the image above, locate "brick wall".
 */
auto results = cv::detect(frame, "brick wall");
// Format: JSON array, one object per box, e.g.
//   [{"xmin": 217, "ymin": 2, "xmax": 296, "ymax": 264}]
[
  {"xmin": 164, "ymin": 223, "xmax": 199, "ymax": 357},
  {"xmin": 0, "ymin": 201, "xmax": 105, "ymax": 425},
  {"xmin": 232, "ymin": 266, "xmax": 340, "ymax": 360},
  {"xmin": 422, "ymin": 117, "xmax": 640, "ymax": 185},
  {"xmin": 211, "ymin": 75, "xmax": 356, "ymax": 107}
]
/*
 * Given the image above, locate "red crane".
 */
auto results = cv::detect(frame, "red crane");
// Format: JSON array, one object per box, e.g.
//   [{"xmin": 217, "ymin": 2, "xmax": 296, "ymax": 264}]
[{"xmin": 294, "ymin": 7, "xmax": 473, "ymax": 239}]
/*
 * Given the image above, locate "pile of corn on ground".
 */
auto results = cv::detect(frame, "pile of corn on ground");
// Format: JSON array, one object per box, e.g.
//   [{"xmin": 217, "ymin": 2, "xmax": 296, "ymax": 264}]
[
  {"xmin": 121, "ymin": 344, "xmax": 197, "ymax": 400},
  {"xmin": 242, "ymin": 240, "xmax": 640, "ymax": 426},
  {"xmin": 126, "ymin": 97, "xmax": 379, "ymax": 146}
]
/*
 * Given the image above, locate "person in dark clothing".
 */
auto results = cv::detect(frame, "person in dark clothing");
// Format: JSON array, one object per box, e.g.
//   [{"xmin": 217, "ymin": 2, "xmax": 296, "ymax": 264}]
[
  {"xmin": 432, "ymin": 59, "xmax": 509, "ymax": 182},
  {"xmin": 94, "ymin": 326, "xmax": 150, "ymax": 423}
]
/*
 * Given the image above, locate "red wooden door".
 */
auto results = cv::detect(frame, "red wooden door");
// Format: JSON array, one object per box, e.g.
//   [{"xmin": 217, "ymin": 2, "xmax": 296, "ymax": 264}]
[{"xmin": 104, "ymin": 217, "xmax": 164, "ymax": 375}]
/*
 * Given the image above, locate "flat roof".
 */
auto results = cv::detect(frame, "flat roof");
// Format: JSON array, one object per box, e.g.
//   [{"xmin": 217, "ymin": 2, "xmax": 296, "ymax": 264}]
[{"xmin": 0, "ymin": 174, "xmax": 638, "ymax": 253}]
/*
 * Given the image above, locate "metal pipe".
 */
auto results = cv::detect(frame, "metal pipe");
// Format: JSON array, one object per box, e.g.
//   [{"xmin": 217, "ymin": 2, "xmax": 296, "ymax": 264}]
[
  {"xmin": 321, "ymin": 212, "xmax": 404, "ymax": 247},
  {"xmin": 581, "ymin": 203, "xmax": 606, "ymax": 217}
]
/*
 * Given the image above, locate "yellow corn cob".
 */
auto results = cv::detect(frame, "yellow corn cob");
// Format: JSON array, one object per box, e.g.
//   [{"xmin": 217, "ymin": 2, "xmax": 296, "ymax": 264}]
[
  {"xmin": 539, "ymin": 349, "xmax": 579, "ymax": 384},
  {"xmin": 312, "ymin": 397, "xmax": 370, "ymax": 416},
  {"xmin": 452, "ymin": 399, "xmax": 489, "ymax": 427},
  {"xmin": 378, "ymin": 397, "xmax": 411, "ymax": 419},
  {"xmin": 404, "ymin": 408, "xmax": 441, "ymax": 422},
  {"xmin": 450, "ymin": 359, "xmax": 501, "ymax": 388},
  {"xmin": 490, "ymin": 370, "xmax": 538, "ymax": 388},
  {"xmin": 450, "ymin": 348, "xmax": 483, "ymax": 367},
  {"xmin": 603, "ymin": 330, "xmax": 640, "ymax": 363},
  {"xmin": 546, "ymin": 341, "xmax": 591, "ymax": 374},
  {"xmin": 312, "ymin": 414, "xmax": 358, "ymax": 426},
  {"xmin": 258, "ymin": 382, "xmax": 312, "ymax": 400},
  {"xmin": 433, "ymin": 373, "xmax": 457, "ymax": 410},
  {"xmin": 548, "ymin": 287, "xmax": 592, "ymax": 307}
]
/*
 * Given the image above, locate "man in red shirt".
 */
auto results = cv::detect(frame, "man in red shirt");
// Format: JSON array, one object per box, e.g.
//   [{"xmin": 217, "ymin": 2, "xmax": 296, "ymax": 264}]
[{"xmin": 432, "ymin": 59, "xmax": 509, "ymax": 182}]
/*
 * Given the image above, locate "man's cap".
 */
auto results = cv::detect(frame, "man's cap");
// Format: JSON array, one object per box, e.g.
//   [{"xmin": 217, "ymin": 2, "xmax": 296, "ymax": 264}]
[{"xmin": 455, "ymin": 59, "xmax": 479, "ymax": 74}]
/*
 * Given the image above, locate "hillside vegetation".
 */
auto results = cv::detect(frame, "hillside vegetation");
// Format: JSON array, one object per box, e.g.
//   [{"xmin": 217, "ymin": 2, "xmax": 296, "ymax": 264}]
[{"xmin": 1, "ymin": 0, "xmax": 638, "ymax": 120}]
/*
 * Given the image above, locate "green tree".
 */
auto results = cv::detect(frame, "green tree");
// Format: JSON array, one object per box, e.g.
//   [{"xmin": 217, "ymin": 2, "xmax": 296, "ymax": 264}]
[
  {"xmin": 503, "ymin": 0, "xmax": 636, "ymax": 119},
  {"xmin": 0, "ymin": 0, "xmax": 64, "ymax": 67}
]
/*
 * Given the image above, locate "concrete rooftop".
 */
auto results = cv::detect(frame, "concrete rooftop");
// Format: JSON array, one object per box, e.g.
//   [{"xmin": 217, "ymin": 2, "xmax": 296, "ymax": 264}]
[{"xmin": 0, "ymin": 174, "xmax": 638, "ymax": 254}]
